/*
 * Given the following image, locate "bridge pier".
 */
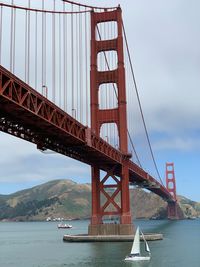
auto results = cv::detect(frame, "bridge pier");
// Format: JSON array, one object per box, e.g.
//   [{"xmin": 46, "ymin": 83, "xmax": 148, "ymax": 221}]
[
  {"xmin": 167, "ymin": 201, "xmax": 184, "ymax": 220},
  {"xmin": 88, "ymin": 223, "xmax": 134, "ymax": 236},
  {"xmin": 88, "ymin": 164, "xmax": 134, "ymax": 236},
  {"xmin": 167, "ymin": 201, "xmax": 178, "ymax": 220}
]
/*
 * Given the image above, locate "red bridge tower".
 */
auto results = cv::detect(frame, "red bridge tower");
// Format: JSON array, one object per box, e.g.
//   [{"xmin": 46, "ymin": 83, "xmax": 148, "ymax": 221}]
[
  {"xmin": 166, "ymin": 162, "xmax": 179, "ymax": 219},
  {"xmin": 88, "ymin": 7, "xmax": 134, "ymax": 235}
]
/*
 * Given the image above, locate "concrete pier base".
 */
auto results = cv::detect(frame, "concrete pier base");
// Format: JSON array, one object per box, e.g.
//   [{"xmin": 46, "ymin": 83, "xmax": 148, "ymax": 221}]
[
  {"xmin": 88, "ymin": 223, "xmax": 134, "ymax": 236},
  {"xmin": 63, "ymin": 233, "xmax": 163, "ymax": 242}
]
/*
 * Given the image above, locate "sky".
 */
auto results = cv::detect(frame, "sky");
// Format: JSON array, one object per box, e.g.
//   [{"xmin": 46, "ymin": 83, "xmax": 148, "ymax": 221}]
[{"xmin": 0, "ymin": 0, "xmax": 200, "ymax": 202}]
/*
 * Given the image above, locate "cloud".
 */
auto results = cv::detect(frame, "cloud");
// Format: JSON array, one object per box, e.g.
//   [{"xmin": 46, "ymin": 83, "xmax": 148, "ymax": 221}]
[
  {"xmin": 0, "ymin": 133, "xmax": 90, "ymax": 185},
  {"xmin": 153, "ymin": 137, "xmax": 200, "ymax": 151},
  {"xmin": 122, "ymin": 0, "xmax": 200, "ymax": 147}
]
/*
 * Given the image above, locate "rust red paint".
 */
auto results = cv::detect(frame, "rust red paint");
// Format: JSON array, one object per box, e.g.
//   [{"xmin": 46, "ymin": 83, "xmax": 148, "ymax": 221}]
[
  {"xmin": 90, "ymin": 8, "xmax": 132, "ymax": 225},
  {"xmin": 166, "ymin": 162, "xmax": 178, "ymax": 219},
  {"xmin": 0, "ymin": 64, "xmax": 123, "ymax": 167}
]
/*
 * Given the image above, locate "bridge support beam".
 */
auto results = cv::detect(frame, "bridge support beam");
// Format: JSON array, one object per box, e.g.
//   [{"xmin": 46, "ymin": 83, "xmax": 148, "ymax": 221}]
[
  {"xmin": 90, "ymin": 166, "xmax": 102, "ymax": 225},
  {"xmin": 88, "ymin": 164, "xmax": 133, "ymax": 235}
]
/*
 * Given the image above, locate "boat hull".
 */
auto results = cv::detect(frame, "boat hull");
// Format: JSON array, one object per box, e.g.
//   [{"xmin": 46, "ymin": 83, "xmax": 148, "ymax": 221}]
[
  {"xmin": 57, "ymin": 224, "xmax": 72, "ymax": 229},
  {"xmin": 124, "ymin": 256, "xmax": 150, "ymax": 261}
]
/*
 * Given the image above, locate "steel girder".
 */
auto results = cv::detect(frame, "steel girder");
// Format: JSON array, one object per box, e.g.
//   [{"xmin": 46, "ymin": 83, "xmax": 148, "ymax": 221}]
[{"xmin": 0, "ymin": 64, "xmax": 175, "ymax": 204}]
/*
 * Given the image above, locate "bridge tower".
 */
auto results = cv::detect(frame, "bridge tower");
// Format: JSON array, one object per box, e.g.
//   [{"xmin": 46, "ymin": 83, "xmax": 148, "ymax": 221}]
[
  {"xmin": 166, "ymin": 162, "xmax": 179, "ymax": 219},
  {"xmin": 88, "ymin": 7, "xmax": 134, "ymax": 235}
]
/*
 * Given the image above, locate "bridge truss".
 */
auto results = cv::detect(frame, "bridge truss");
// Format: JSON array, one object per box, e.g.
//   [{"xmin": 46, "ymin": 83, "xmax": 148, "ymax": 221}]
[{"xmin": 0, "ymin": 0, "xmax": 181, "ymax": 235}]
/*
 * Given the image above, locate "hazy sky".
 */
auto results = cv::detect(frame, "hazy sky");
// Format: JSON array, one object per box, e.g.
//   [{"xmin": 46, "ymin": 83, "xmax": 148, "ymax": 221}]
[{"xmin": 0, "ymin": 0, "xmax": 200, "ymax": 202}]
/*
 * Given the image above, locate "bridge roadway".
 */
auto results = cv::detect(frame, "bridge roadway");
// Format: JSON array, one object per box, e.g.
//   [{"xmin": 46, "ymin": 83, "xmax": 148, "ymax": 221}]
[{"xmin": 0, "ymin": 65, "xmax": 174, "ymax": 203}]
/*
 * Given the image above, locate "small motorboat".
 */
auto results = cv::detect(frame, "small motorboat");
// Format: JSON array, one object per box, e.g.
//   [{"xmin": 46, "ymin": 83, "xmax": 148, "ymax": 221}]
[
  {"xmin": 124, "ymin": 226, "xmax": 151, "ymax": 262},
  {"xmin": 57, "ymin": 223, "xmax": 72, "ymax": 229}
]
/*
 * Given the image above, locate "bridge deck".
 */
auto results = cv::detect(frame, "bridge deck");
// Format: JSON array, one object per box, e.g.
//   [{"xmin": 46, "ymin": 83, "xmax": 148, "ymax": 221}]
[{"xmin": 0, "ymin": 65, "xmax": 174, "ymax": 203}]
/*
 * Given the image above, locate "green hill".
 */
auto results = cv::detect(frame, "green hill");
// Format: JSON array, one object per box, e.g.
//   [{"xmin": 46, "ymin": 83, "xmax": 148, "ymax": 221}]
[
  {"xmin": 0, "ymin": 179, "xmax": 199, "ymax": 221},
  {"xmin": 0, "ymin": 179, "xmax": 91, "ymax": 221}
]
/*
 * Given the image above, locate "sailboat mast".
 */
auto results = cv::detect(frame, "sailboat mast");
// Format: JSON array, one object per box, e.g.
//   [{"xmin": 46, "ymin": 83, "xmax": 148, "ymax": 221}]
[{"xmin": 141, "ymin": 230, "xmax": 151, "ymax": 254}]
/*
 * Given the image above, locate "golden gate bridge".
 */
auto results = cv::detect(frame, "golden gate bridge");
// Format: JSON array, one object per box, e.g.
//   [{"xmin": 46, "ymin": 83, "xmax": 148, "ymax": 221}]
[{"xmin": 0, "ymin": 0, "xmax": 182, "ymax": 235}]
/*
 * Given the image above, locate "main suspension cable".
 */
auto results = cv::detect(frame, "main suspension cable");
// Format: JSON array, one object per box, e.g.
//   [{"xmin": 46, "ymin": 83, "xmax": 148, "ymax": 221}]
[
  {"xmin": 62, "ymin": 0, "xmax": 117, "ymax": 10},
  {"xmin": 122, "ymin": 21, "xmax": 163, "ymax": 185},
  {"xmin": 0, "ymin": 3, "xmax": 91, "ymax": 14}
]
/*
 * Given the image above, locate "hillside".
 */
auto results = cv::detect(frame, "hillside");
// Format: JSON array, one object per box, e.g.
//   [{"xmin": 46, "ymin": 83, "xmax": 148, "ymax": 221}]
[
  {"xmin": 0, "ymin": 179, "xmax": 91, "ymax": 221},
  {"xmin": 0, "ymin": 179, "xmax": 199, "ymax": 221},
  {"xmin": 177, "ymin": 195, "xmax": 200, "ymax": 218}
]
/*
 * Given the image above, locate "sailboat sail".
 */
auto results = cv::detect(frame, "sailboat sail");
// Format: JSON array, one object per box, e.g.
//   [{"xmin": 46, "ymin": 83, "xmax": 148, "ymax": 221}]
[
  {"xmin": 125, "ymin": 226, "xmax": 151, "ymax": 261},
  {"xmin": 145, "ymin": 241, "xmax": 150, "ymax": 253},
  {"xmin": 131, "ymin": 227, "xmax": 140, "ymax": 255},
  {"xmin": 141, "ymin": 231, "xmax": 151, "ymax": 254}
]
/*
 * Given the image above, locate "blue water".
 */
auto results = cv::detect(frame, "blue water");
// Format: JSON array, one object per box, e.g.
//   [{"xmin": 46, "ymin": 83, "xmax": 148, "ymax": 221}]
[{"xmin": 0, "ymin": 219, "xmax": 199, "ymax": 267}]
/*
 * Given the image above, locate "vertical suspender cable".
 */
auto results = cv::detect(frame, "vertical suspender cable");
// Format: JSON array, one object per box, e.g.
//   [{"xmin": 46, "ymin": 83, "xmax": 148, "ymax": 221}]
[
  {"xmin": 109, "ymin": 21, "xmax": 112, "ymax": 144},
  {"xmin": 44, "ymin": 6, "xmax": 46, "ymax": 90},
  {"xmin": 104, "ymin": 17, "xmax": 108, "ymax": 142},
  {"xmin": 63, "ymin": 2, "xmax": 66, "ymax": 110},
  {"xmin": 35, "ymin": 11, "xmax": 38, "ymax": 89},
  {"xmin": 52, "ymin": 0, "xmax": 56, "ymax": 103},
  {"xmin": 44, "ymin": 5, "xmax": 46, "ymax": 92},
  {"xmin": 76, "ymin": 11, "xmax": 78, "ymax": 120},
  {"xmin": 112, "ymin": 22, "xmax": 115, "ymax": 146},
  {"xmin": 85, "ymin": 6, "xmax": 88, "ymax": 125},
  {"xmin": 42, "ymin": 0, "xmax": 44, "ymax": 89},
  {"xmin": 65, "ymin": 7, "xmax": 67, "ymax": 111},
  {"xmin": 13, "ymin": 7, "xmax": 16, "ymax": 74},
  {"xmin": 25, "ymin": 9, "xmax": 27, "ymax": 82},
  {"xmin": 10, "ymin": 3, "xmax": 16, "ymax": 74},
  {"xmin": 112, "ymin": 21, "xmax": 115, "ymax": 147},
  {"xmin": 79, "ymin": 8, "xmax": 83, "ymax": 123},
  {"xmin": 27, "ymin": 0, "xmax": 30, "ymax": 84},
  {"xmin": 109, "ymin": 21, "xmax": 111, "ymax": 144},
  {"xmin": 10, "ymin": 1, "xmax": 13, "ymax": 72},
  {"xmin": 42, "ymin": 0, "xmax": 46, "ymax": 93},
  {"xmin": 103, "ymin": 14, "xmax": 106, "ymax": 140},
  {"xmin": 115, "ymin": 21, "xmax": 117, "ymax": 145},
  {"xmin": 59, "ymin": 12, "xmax": 61, "ymax": 107},
  {"xmin": 78, "ymin": 10, "xmax": 80, "ymax": 121},
  {"xmin": 106, "ymin": 13, "xmax": 108, "ymax": 142},
  {"xmin": 71, "ymin": 3, "xmax": 74, "ymax": 116}
]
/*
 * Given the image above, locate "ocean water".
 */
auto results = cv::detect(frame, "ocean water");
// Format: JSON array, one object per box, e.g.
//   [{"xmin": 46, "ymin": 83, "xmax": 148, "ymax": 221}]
[{"xmin": 0, "ymin": 219, "xmax": 199, "ymax": 267}]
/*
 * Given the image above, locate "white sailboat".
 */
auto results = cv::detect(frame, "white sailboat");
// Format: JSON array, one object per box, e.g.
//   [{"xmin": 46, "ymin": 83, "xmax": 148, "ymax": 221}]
[{"xmin": 124, "ymin": 226, "xmax": 151, "ymax": 262}]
